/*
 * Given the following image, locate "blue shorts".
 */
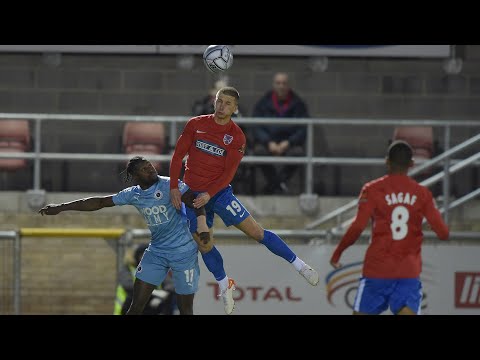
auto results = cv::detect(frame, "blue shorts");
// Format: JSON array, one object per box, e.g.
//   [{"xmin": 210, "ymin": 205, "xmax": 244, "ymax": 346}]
[
  {"xmin": 135, "ymin": 247, "xmax": 200, "ymax": 295},
  {"xmin": 186, "ymin": 185, "xmax": 250, "ymax": 233},
  {"xmin": 353, "ymin": 277, "xmax": 423, "ymax": 315}
]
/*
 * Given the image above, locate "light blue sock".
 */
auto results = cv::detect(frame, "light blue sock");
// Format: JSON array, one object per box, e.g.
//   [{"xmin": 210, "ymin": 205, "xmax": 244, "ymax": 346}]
[{"xmin": 260, "ymin": 230, "xmax": 297, "ymax": 263}]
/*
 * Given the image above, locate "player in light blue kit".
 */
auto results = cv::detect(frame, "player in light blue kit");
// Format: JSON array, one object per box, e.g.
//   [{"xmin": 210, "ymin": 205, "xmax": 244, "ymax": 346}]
[{"xmin": 39, "ymin": 156, "xmax": 205, "ymax": 315}]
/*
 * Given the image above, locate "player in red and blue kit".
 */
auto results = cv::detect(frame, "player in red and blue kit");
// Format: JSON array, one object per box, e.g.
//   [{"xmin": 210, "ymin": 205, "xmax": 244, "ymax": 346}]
[
  {"xmin": 330, "ymin": 140, "xmax": 449, "ymax": 315},
  {"xmin": 170, "ymin": 86, "xmax": 319, "ymax": 315}
]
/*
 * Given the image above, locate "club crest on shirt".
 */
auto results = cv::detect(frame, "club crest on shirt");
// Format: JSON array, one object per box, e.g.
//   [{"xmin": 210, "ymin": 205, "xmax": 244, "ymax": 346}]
[
  {"xmin": 154, "ymin": 190, "xmax": 163, "ymax": 200},
  {"xmin": 223, "ymin": 134, "xmax": 233, "ymax": 145}
]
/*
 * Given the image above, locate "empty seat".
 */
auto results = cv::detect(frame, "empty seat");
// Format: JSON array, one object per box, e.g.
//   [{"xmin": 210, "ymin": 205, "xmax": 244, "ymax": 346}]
[
  {"xmin": 0, "ymin": 120, "xmax": 30, "ymax": 171},
  {"xmin": 123, "ymin": 122, "xmax": 165, "ymax": 172},
  {"xmin": 393, "ymin": 126, "xmax": 434, "ymax": 175}
]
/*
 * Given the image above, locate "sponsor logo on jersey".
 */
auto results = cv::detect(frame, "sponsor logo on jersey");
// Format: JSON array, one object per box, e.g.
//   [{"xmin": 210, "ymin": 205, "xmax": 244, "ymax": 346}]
[{"xmin": 196, "ymin": 140, "xmax": 226, "ymax": 157}]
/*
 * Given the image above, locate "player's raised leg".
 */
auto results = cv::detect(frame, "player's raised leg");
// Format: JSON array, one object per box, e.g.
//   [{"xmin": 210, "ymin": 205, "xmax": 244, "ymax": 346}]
[
  {"xmin": 213, "ymin": 187, "xmax": 319, "ymax": 286},
  {"xmin": 235, "ymin": 216, "xmax": 319, "ymax": 286}
]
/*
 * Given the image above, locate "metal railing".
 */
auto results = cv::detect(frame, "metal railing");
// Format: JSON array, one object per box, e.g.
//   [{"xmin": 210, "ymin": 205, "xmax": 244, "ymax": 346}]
[
  {"xmin": 306, "ymin": 132, "xmax": 480, "ymax": 230},
  {"xmin": 0, "ymin": 113, "xmax": 479, "ymax": 224},
  {"xmin": 0, "ymin": 114, "xmax": 479, "ymax": 193},
  {"xmin": 333, "ymin": 150, "xmax": 480, "ymax": 232}
]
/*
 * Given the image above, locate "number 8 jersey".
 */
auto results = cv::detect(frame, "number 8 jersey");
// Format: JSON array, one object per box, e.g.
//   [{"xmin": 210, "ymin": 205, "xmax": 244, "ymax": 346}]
[{"xmin": 331, "ymin": 174, "xmax": 449, "ymax": 278}]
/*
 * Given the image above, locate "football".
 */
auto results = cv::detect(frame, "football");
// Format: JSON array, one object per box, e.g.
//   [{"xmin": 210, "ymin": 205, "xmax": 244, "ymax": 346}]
[{"xmin": 203, "ymin": 45, "xmax": 233, "ymax": 73}]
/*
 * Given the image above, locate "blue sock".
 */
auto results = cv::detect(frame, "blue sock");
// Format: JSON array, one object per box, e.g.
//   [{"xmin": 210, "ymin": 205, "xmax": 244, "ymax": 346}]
[
  {"xmin": 260, "ymin": 230, "xmax": 297, "ymax": 263},
  {"xmin": 201, "ymin": 246, "xmax": 227, "ymax": 281}
]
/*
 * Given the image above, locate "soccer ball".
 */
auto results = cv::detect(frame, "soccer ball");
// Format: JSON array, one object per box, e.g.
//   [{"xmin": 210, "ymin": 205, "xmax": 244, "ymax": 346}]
[{"xmin": 203, "ymin": 45, "xmax": 233, "ymax": 73}]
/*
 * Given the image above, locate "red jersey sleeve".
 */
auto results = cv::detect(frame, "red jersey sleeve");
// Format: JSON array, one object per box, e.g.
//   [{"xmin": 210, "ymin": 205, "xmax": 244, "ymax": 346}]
[
  {"xmin": 169, "ymin": 119, "xmax": 196, "ymax": 190},
  {"xmin": 422, "ymin": 189, "xmax": 449, "ymax": 240},
  {"xmin": 330, "ymin": 185, "xmax": 374, "ymax": 264},
  {"xmin": 206, "ymin": 132, "xmax": 246, "ymax": 198}
]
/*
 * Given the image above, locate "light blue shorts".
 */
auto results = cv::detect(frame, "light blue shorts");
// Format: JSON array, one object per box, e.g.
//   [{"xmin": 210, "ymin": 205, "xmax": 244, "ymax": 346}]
[{"xmin": 135, "ymin": 247, "xmax": 200, "ymax": 295}]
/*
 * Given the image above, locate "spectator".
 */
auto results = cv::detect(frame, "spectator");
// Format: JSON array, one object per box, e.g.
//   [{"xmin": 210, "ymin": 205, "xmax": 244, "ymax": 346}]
[{"xmin": 252, "ymin": 72, "xmax": 308, "ymax": 194}]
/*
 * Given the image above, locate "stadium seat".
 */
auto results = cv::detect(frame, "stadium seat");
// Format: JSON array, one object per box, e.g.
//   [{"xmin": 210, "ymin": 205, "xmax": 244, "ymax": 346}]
[
  {"xmin": 0, "ymin": 120, "xmax": 30, "ymax": 171},
  {"xmin": 392, "ymin": 126, "xmax": 434, "ymax": 175},
  {"xmin": 122, "ymin": 122, "xmax": 165, "ymax": 171}
]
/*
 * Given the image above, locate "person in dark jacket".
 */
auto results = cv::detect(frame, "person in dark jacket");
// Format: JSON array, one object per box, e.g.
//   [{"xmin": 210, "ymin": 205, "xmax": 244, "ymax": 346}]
[{"xmin": 252, "ymin": 72, "xmax": 308, "ymax": 194}]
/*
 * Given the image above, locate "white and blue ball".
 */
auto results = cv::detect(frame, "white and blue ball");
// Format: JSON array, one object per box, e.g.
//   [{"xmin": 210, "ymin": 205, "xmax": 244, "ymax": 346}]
[{"xmin": 203, "ymin": 45, "xmax": 233, "ymax": 73}]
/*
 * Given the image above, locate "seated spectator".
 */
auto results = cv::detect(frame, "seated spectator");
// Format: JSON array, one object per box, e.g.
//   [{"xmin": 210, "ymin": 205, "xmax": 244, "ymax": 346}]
[{"xmin": 252, "ymin": 72, "xmax": 308, "ymax": 194}]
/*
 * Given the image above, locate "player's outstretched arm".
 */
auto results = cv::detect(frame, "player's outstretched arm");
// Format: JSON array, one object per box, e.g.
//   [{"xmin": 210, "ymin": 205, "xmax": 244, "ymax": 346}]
[
  {"xmin": 38, "ymin": 195, "xmax": 116, "ymax": 216},
  {"xmin": 330, "ymin": 187, "xmax": 372, "ymax": 268}
]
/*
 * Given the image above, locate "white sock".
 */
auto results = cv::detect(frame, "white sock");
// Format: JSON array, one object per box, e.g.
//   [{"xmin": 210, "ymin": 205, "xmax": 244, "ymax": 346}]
[
  {"xmin": 218, "ymin": 276, "xmax": 229, "ymax": 293},
  {"xmin": 292, "ymin": 257, "xmax": 306, "ymax": 272}
]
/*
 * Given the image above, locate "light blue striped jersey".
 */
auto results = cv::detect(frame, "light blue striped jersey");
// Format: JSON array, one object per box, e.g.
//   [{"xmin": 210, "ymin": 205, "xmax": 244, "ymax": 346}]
[{"xmin": 112, "ymin": 176, "xmax": 197, "ymax": 255}]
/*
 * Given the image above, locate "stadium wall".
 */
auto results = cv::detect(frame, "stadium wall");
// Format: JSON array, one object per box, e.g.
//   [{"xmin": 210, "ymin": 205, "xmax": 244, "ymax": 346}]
[{"xmin": 1, "ymin": 47, "xmax": 480, "ymax": 194}]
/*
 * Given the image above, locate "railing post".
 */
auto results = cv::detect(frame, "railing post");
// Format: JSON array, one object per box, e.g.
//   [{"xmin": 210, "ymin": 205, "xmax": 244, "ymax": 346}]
[
  {"xmin": 117, "ymin": 231, "xmax": 133, "ymax": 281},
  {"xmin": 169, "ymin": 122, "xmax": 177, "ymax": 152},
  {"xmin": 443, "ymin": 125, "xmax": 451, "ymax": 224},
  {"xmin": 305, "ymin": 121, "xmax": 314, "ymax": 194},
  {"xmin": 13, "ymin": 231, "xmax": 21, "ymax": 315},
  {"xmin": 33, "ymin": 118, "xmax": 42, "ymax": 190}
]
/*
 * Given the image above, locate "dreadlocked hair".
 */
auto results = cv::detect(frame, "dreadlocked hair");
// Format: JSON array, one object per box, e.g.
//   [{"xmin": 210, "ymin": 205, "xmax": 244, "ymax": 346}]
[{"xmin": 121, "ymin": 156, "xmax": 147, "ymax": 183}]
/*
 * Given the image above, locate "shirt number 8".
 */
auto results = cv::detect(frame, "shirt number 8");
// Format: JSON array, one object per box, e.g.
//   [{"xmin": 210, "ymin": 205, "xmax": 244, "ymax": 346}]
[{"xmin": 391, "ymin": 205, "xmax": 409, "ymax": 241}]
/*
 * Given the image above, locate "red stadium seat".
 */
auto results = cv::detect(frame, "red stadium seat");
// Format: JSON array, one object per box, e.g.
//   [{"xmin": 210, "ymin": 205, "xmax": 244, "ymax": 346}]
[
  {"xmin": 0, "ymin": 120, "xmax": 30, "ymax": 171},
  {"xmin": 392, "ymin": 126, "xmax": 434, "ymax": 175},
  {"xmin": 123, "ymin": 122, "xmax": 166, "ymax": 171}
]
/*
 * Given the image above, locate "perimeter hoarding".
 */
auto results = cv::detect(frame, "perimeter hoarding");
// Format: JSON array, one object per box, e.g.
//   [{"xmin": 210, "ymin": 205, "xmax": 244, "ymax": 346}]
[{"xmin": 194, "ymin": 244, "xmax": 480, "ymax": 315}]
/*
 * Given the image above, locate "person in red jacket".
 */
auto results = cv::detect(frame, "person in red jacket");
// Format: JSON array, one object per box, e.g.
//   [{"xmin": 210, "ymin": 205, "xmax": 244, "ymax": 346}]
[
  {"xmin": 330, "ymin": 140, "xmax": 449, "ymax": 315},
  {"xmin": 170, "ymin": 86, "xmax": 319, "ymax": 315}
]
